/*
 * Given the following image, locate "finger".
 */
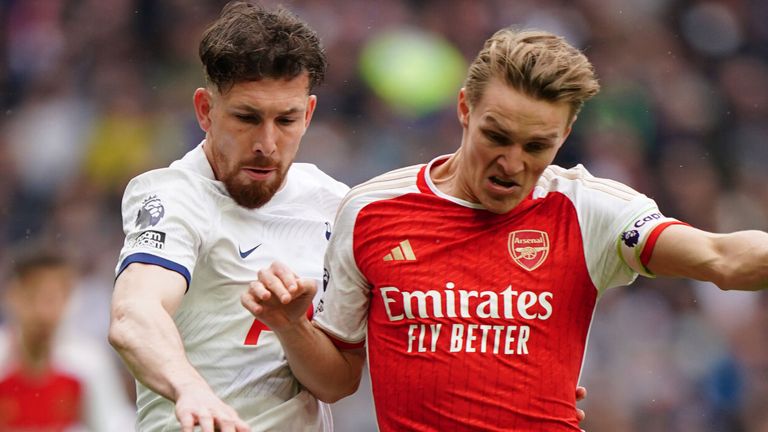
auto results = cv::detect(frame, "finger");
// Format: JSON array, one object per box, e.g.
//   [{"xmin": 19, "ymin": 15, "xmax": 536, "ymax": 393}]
[
  {"xmin": 178, "ymin": 412, "xmax": 195, "ymax": 432},
  {"xmin": 220, "ymin": 408, "xmax": 250, "ymax": 432},
  {"xmin": 296, "ymin": 277, "xmax": 318, "ymax": 297},
  {"xmin": 217, "ymin": 418, "xmax": 235, "ymax": 432},
  {"xmin": 224, "ymin": 408, "xmax": 251, "ymax": 432},
  {"xmin": 577, "ymin": 407, "xmax": 585, "ymax": 422},
  {"xmin": 270, "ymin": 262, "xmax": 299, "ymax": 293},
  {"xmin": 235, "ymin": 418, "xmax": 252, "ymax": 432},
  {"xmin": 240, "ymin": 291, "xmax": 263, "ymax": 315},
  {"xmin": 258, "ymin": 268, "xmax": 292, "ymax": 304},
  {"xmin": 197, "ymin": 413, "xmax": 215, "ymax": 432},
  {"xmin": 575, "ymin": 386, "xmax": 587, "ymax": 401},
  {"xmin": 235, "ymin": 417, "xmax": 251, "ymax": 432},
  {"xmin": 248, "ymin": 280, "xmax": 272, "ymax": 301}
]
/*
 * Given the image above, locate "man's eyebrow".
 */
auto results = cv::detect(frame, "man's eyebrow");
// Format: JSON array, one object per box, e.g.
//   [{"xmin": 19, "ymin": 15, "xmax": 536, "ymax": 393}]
[
  {"xmin": 483, "ymin": 116, "xmax": 511, "ymax": 134},
  {"xmin": 233, "ymin": 106, "xmax": 303, "ymax": 116},
  {"xmin": 484, "ymin": 116, "xmax": 560, "ymax": 141},
  {"xmin": 529, "ymin": 133, "xmax": 559, "ymax": 142}
]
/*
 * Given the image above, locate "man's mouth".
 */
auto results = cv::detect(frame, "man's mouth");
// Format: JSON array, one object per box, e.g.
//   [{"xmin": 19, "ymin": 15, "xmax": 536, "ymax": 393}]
[
  {"xmin": 244, "ymin": 167, "xmax": 274, "ymax": 174},
  {"xmin": 242, "ymin": 167, "xmax": 276, "ymax": 180},
  {"xmin": 489, "ymin": 176, "xmax": 519, "ymax": 189}
]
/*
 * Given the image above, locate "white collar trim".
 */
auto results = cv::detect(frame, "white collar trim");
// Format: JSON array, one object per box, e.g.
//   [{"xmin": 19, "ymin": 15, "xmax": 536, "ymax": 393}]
[{"xmin": 423, "ymin": 154, "xmax": 486, "ymax": 210}]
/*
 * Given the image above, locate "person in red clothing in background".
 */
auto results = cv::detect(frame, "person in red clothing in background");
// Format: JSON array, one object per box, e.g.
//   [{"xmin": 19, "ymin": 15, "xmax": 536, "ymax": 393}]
[{"xmin": 0, "ymin": 245, "xmax": 134, "ymax": 431}]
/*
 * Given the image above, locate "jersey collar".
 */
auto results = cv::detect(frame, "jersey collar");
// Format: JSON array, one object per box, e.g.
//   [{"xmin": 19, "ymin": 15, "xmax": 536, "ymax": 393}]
[{"xmin": 417, "ymin": 154, "xmax": 536, "ymax": 214}]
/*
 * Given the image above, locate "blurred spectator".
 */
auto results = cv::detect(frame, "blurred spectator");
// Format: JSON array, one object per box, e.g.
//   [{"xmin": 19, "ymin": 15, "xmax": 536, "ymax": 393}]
[{"xmin": 0, "ymin": 244, "xmax": 135, "ymax": 431}]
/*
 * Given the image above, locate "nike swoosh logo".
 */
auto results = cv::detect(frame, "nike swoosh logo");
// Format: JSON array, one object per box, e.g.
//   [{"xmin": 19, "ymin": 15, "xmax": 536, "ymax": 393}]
[{"xmin": 239, "ymin": 243, "xmax": 262, "ymax": 259}]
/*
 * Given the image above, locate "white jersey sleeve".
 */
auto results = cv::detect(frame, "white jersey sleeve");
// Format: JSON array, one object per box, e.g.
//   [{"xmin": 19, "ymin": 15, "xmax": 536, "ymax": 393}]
[
  {"xmin": 537, "ymin": 165, "xmax": 684, "ymax": 293},
  {"xmin": 314, "ymin": 165, "xmax": 422, "ymax": 346},
  {"xmin": 115, "ymin": 168, "xmax": 214, "ymax": 286},
  {"xmin": 315, "ymin": 195, "xmax": 371, "ymax": 347}
]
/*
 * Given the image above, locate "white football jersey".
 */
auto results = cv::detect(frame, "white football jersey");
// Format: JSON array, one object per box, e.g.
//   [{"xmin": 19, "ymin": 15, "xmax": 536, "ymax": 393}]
[{"xmin": 116, "ymin": 143, "xmax": 347, "ymax": 431}]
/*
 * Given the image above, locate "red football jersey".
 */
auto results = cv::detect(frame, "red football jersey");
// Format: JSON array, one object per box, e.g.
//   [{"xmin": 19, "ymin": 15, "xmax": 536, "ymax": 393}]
[
  {"xmin": 0, "ymin": 365, "xmax": 83, "ymax": 431},
  {"xmin": 315, "ymin": 156, "xmax": 682, "ymax": 431}
]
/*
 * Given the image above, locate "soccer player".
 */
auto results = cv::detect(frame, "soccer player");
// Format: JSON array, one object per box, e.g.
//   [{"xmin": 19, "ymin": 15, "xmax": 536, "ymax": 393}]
[
  {"xmin": 242, "ymin": 28, "xmax": 768, "ymax": 431},
  {"xmin": 1, "ymin": 246, "xmax": 134, "ymax": 431},
  {"xmin": 108, "ymin": 2, "xmax": 346, "ymax": 431}
]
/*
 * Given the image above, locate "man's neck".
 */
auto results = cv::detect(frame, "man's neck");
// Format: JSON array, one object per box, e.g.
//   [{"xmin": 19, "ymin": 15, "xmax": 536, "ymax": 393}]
[
  {"xmin": 430, "ymin": 151, "xmax": 469, "ymax": 201},
  {"xmin": 16, "ymin": 330, "xmax": 53, "ymax": 375}
]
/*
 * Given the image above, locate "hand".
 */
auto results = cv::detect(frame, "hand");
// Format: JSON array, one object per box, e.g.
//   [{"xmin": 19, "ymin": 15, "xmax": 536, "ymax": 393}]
[
  {"xmin": 241, "ymin": 261, "xmax": 317, "ymax": 332},
  {"xmin": 175, "ymin": 382, "xmax": 250, "ymax": 432},
  {"xmin": 575, "ymin": 385, "xmax": 587, "ymax": 422}
]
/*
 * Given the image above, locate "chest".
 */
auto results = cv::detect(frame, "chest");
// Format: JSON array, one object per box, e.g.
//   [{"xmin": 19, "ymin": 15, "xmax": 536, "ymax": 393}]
[
  {"xmin": 354, "ymin": 194, "xmax": 590, "ymax": 294},
  {"xmin": 182, "ymin": 208, "xmax": 332, "ymax": 316},
  {"xmin": 210, "ymin": 211, "xmax": 331, "ymax": 282}
]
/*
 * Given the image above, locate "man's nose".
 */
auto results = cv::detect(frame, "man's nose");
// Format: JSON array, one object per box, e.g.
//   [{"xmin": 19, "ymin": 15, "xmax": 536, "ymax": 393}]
[
  {"xmin": 498, "ymin": 145, "xmax": 524, "ymax": 175},
  {"xmin": 252, "ymin": 122, "xmax": 277, "ymax": 155}
]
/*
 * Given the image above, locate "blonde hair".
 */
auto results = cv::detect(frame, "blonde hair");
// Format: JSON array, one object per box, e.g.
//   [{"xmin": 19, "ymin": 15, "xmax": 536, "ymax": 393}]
[{"xmin": 464, "ymin": 28, "xmax": 600, "ymax": 118}]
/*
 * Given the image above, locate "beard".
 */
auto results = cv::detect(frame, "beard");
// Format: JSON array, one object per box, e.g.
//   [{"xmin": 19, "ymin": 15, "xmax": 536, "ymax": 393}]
[
  {"xmin": 223, "ymin": 168, "xmax": 285, "ymax": 209},
  {"xmin": 210, "ymin": 146, "xmax": 286, "ymax": 208}
]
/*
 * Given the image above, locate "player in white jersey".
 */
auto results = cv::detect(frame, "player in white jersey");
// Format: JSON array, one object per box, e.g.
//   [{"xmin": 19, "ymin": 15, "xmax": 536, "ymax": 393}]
[{"xmin": 108, "ymin": 2, "xmax": 344, "ymax": 431}]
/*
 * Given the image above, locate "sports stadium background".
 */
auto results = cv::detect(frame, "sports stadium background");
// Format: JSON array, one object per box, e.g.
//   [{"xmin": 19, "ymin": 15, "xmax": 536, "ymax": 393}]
[{"xmin": 1, "ymin": 0, "xmax": 767, "ymax": 430}]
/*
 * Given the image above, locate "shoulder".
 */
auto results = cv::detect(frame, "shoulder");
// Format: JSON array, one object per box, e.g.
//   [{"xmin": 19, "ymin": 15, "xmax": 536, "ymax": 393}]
[
  {"xmin": 121, "ymin": 167, "xmax": 222, "ymax": 236},
  {"xmin": 340, "ymin": 164, "xmax": 423, "ymax": 212},
  {"xmin": 289, "ymin": 163, "xmax": 350, "ymax": 199},
  {"xmin": 283, "ymin": 163, "xmax": 349, "ymax": 220},
  {"xmin": 124, "ymin": 167, "xmax": 222, "ymax": 210},
  {"xmin": 535, "ymin": 164, "xmax": 643, "ymax": 204},
  {"xmin": 127, "ymin": 167, "xmax": 216, "ymax": 195}
]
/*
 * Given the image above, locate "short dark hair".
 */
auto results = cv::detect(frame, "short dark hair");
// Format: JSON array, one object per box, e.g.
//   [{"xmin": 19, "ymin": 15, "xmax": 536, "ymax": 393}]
[
  {"xmin": 199, "ymin": 1, "xmax": 327, "ymax": 94},
  {"xmin": 9, "ymin": 246, "xmax": 70, "ymax": 281}
]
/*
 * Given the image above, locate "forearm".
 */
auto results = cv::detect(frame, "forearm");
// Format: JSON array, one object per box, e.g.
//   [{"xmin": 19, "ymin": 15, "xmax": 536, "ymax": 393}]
[
  {"xmin": 108, "ymin": 300, "xmax": 210, "ymax": 401},
  {"xmin": 711, "ymin": 230, "xmax": 768, "ymax": 291},
  {"xmin": 272, "ymin": 318, "xmax": 364, "ymax": 403}
]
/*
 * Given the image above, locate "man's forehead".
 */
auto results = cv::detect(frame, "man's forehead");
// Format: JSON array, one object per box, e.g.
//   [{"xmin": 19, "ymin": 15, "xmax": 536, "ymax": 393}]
[
  {"xmin": 218, "ymin": 78, "xmax": 310, "ymax": 108},
  {"xmin": 481, "ymin": 114, "xmax": 561, "ymax": 137}
]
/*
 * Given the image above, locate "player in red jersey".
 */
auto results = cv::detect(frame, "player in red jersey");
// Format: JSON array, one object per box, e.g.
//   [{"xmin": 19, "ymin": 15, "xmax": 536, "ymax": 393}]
[
  {"xmin": 0, "ymin": 246, "xmax": 134, "ymax": 431},
  {"xmin": 241, "ymin": 28, "xmax": 768, "ymax": 431}
]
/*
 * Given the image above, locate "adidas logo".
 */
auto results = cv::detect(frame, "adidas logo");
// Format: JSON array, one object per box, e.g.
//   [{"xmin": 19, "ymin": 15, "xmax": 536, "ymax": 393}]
[{"xmin": 383, "ymin": 240, "xmax": 416, "ymax": 262}]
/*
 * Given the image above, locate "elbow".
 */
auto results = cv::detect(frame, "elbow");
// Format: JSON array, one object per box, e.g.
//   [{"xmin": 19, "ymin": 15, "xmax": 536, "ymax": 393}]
[
  {"xmin": 710, "ymin": 266, "xmax": 739, "ymax": 291},
  {"xmin": 710, "ymin": 261, "xmax": 762, "ymax": 292},
  {"xmin": 107, "ymin": 301, "xmax": 136, "ymax": 352},
  {"xmin": 315, "ymin": 379, "xmax": 361, "ymax": 403}
]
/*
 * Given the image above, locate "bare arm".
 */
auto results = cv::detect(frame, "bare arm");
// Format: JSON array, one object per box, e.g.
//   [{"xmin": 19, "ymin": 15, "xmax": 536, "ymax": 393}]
[
  {"xmin": 109, "ymin": 263, "xmax": 248, "ymax": 432},
  {"xmin": 647, "ymin": 225, "xmax": 768, "ymax": 291},
  {"xmin": 241, "ymin": 262, "xmax": 366, "ymax": 403}
]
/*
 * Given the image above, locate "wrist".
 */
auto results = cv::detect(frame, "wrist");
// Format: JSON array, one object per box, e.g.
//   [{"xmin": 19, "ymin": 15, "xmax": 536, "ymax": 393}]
[
  {"xmin": 271, "ymin": 315, "xmax": 315, "ymax": 340},
  {"xmin": 169, "ymin": 372, "xmax": 211, "ymax": 401}
]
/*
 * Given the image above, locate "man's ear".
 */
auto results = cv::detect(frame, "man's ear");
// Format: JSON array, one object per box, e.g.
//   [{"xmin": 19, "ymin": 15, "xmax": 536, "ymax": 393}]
[
  {"xmin": 303, "ymin": 95, "xmax": 317, "ymax": 131},
  {"xmin": 457, "ymin": 88, "xmax": 470, "ymax": 128},
  {"xmin": 193, "ymin": 88, "xmax": 214, "ymax": 132},
  {"xmin": 562, "ymin": 116, "xmax": 576, "ymax": 143}
]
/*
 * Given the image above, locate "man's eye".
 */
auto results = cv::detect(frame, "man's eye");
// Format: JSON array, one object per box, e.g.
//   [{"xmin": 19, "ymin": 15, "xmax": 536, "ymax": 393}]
[
  {"xmin": 525, "ymin": 142, "xmax": 547, "ymax": 153},
  {"xmin": 278, "ymin": 118, "xmax": 298, "ymax": 125},
  {"xmin": 236, "ymin": 114, "xmax": 260, "ymax": 123},
  {"xmin": 484, "ymin": 131, "xmax": 507, "ymax": 144}
]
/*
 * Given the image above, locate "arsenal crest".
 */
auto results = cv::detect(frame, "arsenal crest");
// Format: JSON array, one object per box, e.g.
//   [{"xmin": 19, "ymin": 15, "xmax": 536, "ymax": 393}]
[{"xmin": 508, "ymin": 230, "xmax": 550, "ymax": 271}]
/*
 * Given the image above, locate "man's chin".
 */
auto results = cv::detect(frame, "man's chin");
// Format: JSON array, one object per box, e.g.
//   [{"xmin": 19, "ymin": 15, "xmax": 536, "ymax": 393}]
[
  {"xmin": 481, "ymin": 195, "xmax": 524, "ymax": 214},
  {"xmin": 226, "ymin": 179, "xmax": 281, "ymax": 209}
]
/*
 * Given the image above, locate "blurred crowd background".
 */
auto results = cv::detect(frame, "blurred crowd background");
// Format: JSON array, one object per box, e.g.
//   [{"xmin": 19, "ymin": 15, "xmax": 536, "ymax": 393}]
[{"xmin": 0, "ymin": 0, "xmax": 767, "ymax": 430}]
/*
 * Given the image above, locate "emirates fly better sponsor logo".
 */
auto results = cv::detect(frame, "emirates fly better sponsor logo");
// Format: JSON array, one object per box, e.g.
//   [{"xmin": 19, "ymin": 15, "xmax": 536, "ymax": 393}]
[
  {"xmin": 379, "ymin": 282, "xmax": 553, "ymax": 355},
  {"xmin": 508, "ymin": 230, "xmax": 550, "ymax": 271}
]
